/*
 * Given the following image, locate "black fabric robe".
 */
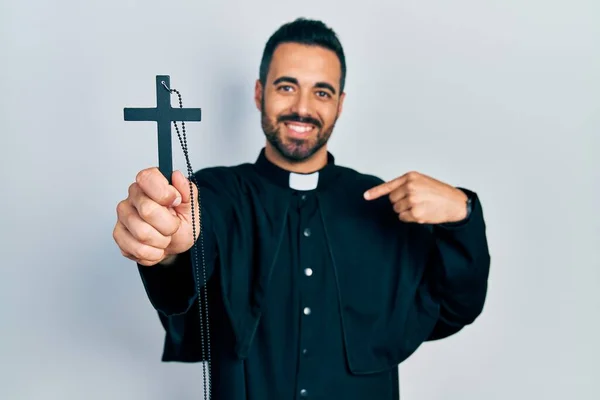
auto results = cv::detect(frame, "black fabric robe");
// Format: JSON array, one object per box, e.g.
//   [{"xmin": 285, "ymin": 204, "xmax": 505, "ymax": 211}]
[{"xmin": 137, "ymin": 148, "xmax": 491, "ymax": 399}]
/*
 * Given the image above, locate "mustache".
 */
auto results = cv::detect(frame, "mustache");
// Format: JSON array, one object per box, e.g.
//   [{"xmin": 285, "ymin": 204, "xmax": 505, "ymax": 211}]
[{"xmin": 278, "ymin": 113, "xmax": 322, "ymax": 128}]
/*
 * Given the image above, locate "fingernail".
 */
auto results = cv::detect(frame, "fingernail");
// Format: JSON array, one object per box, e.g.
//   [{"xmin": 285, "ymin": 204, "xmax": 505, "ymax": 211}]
[
  {"xmin": 171, "ymin": 195, "xmax": 181, "ymax": 207},
  {"xmin": 363, "ymin": 191, "xmax": 370, "ymax": 200}
]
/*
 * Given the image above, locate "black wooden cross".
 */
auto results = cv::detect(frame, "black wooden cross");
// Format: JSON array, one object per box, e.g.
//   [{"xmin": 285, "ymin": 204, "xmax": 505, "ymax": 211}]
[{"xmin": 124, "ymin": 75, "xmax": 201, "ymax": 183}]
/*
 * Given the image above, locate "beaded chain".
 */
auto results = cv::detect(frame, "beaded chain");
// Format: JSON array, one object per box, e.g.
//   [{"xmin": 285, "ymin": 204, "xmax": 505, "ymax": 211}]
[{"xmin": 162, "ymin": 81, "xmax": 212, "ymax": 399}]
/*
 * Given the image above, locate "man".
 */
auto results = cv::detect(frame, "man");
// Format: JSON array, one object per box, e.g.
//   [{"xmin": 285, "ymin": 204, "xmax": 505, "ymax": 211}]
[{"xmin": 113, "ymin": 18, "xmax": 490, "ymax": 400}]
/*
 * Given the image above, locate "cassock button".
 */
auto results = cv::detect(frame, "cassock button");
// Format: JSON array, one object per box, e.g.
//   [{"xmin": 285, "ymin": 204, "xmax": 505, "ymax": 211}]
[
  {"xmin": 301, "ymin": 194, "xmax": 307, "ymax": 201},
  {"xmin": 302, "ymin": 348, "xmax": 308, "ymax": 356},
  {"xmin": 303, "ymin": 307, "xmax": 311, "ymax": 315},
  {"xmin": 304, "ymin": 268, "xmax": 313, "ymax": 276},
  {"xmin": 303, "ymin": 228, "xmax": 311, "ymax": 237},
  {"xmin": 300, "ymin": 389, "xmax": 308, "ymax": 397}
]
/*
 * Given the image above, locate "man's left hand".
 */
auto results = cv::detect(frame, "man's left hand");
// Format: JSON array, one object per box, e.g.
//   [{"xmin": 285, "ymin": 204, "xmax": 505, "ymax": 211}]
[{"xmin": 363, "ymin": 171, "xmax": 469, "ymax": 224}]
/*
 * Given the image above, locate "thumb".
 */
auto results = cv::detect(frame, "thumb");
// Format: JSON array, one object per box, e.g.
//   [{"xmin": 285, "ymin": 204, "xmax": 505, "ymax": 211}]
[{"xmin": 171, "ymin": 170, "xmax": 198, "ymax": 206}]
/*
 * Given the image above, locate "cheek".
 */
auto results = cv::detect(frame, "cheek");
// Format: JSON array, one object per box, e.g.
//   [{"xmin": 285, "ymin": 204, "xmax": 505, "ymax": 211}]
[
  {"xmin": 263, "ymin": 94, "xmax": 291, "ymax": 116},
  {"xmin": 320, "ymin": 104, "xmax": 339, "ymax": 124}
]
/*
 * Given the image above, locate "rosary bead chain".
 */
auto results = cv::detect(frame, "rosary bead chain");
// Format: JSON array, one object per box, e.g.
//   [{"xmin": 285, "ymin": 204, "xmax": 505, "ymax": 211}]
[{"xmin": 166, "ymin": 85, "xmax": 212, "ymax": 399}]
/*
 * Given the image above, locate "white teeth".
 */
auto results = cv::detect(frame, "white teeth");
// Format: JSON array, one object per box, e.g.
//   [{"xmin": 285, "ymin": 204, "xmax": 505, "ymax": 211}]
[{"xmin": 286, "ymin": 123, "xmax": 313, "ymax": 133}]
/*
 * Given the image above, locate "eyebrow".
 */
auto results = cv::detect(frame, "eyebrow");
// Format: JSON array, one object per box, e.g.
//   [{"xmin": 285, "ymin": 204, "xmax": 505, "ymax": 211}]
[{"xmin": 272, "ymin": 76, "xmax": 337, "ymax": 95}]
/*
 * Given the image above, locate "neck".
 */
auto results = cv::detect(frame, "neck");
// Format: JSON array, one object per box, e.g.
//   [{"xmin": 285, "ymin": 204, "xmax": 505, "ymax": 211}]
[{"xmin": 264, "ymin": 143, "xmax": 328, "ymax": 173}]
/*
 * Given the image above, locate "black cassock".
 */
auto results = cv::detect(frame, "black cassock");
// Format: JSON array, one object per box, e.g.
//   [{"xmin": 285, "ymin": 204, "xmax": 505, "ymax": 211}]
[{"xmin": 137, "ymin": 148, "xmax": 491, "ymax": 400}]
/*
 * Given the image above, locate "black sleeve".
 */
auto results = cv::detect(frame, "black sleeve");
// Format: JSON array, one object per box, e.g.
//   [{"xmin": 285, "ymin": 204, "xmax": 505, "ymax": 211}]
[
  {"xmin": 424, "ymin": 188, "xmax": 491, "ymax": 340},
  {"xmin": 136, "ymin": 191, "xmax": 219, "ymax": 317}
]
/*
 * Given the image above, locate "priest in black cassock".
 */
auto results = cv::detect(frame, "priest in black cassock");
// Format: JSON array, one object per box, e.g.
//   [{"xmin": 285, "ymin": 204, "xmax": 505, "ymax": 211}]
[{"xmin": 113, "ymin": 17, "xmax": 491, "ymax": 400}]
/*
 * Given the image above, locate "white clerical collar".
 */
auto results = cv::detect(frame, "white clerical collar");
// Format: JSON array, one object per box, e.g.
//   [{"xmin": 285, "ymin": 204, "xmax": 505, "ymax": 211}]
[{"xmin": 289, "ymin": 171, "xmax": 319, "ymax": 191}]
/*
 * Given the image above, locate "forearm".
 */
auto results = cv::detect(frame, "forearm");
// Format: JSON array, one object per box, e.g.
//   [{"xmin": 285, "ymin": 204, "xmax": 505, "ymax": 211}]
[
  {"xmin": 426, "ymin": 190, "xmax": 491, "ymax": 337},
  {"xmin": 137, "ymin": 186, "xmax": 220, "ymax": 317},
  {"xmin": 137, "ymin": 250, "xmax": 199, "ymax": 316}
]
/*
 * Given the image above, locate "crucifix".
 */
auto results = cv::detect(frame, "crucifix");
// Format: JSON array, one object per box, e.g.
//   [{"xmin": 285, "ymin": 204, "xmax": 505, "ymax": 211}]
[
  {"xmin": 124, "ymin": 75, "xmax": 202, "ymax": 183},
  {"xmin": 123, "ymin": 75, "xmax": 212, "ymax": 397}
]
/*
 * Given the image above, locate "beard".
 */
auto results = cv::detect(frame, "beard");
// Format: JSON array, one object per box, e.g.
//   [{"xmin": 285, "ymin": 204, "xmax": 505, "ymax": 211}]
[{"xmin": 261, "ymin": 98, "xmax": 337, "ymax": 163}]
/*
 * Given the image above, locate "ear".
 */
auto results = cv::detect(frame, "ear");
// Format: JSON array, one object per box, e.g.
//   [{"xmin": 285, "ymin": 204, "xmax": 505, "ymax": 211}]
[
  {"xmin": 254, "ymin": 79, "xmax": 263, "ymax": 112},
  {"xmin": 337, "ymin": 91, "xmax": 346, "ymax": 117}
]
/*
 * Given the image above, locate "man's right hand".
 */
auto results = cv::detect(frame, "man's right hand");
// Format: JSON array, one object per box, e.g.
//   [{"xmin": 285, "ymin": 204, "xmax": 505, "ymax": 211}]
[{"xmin": 113, "ymin": 168, "xmax": 199, "ymax": 266}]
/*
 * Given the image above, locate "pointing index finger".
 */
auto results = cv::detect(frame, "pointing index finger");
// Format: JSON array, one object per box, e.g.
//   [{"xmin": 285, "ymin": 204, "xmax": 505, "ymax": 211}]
[{"xmin": 363, "ymin": 174, "xmax": 407, "ymax": 200}]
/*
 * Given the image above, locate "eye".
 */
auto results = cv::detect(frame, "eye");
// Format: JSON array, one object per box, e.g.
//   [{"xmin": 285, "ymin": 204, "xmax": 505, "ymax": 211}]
[
  {"xmin": 278, "ymin": 85, "xmax": 294, "ymax": 92},
  {"xmin": 316, "ymin": 91, "xmax": 331, "ymax": 98}
]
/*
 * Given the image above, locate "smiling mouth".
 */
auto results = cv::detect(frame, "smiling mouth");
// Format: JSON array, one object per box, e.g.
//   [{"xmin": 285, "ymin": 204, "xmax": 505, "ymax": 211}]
[{"xmin": 284, "ymin": 122, "xmax": 316, "ymax": 136}]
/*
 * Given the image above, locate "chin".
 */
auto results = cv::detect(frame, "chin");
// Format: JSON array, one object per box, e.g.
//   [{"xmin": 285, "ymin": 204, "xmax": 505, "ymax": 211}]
[
  {"xmin": 263, "ymin": 120, "xmax": 330, "ymax": 162},
  {"xmin": 278, "ymin": 138, "xmax": 325, "ymax": 162},
  {"xmin": 278, "ymin": 145, "xmax": 312, "ymax": 161}
]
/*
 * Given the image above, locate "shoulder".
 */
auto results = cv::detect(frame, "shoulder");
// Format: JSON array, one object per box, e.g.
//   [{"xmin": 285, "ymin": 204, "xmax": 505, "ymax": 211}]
[
  {"xmin": 188, "ymin": 163, "xmax": 261, "ymax": 223},
  {"xmin": 332, "ymin": 164, "xmax": 386, "ymax": 193},
  {"xmin": 193, "ymin": 162, "xmax": 254, "ymax": 188},
  {"xmin": 188, "ymin": 162, "xmax": 257, "ymax": 209},
  {"xmin": 324, "ymin": 164, "xmax": 394, "ymax": 217}
]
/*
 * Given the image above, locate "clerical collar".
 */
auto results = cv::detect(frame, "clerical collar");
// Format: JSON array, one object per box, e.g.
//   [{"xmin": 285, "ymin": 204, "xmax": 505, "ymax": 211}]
[{"xmin": 254, "ymin": 148, "xmax": 338, "ymax": 191}]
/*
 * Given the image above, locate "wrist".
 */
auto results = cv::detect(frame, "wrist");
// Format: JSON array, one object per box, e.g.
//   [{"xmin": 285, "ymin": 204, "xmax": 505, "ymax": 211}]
[
  {"xmin": 445, "ymin": 188, "xmax": 471, "ymax": 225},
  {"xmin": 446, "ymin": 188, "xmax": 470, "ymax": 223}
]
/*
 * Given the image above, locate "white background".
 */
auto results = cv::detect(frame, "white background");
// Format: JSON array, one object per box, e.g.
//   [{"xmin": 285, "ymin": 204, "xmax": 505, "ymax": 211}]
[{"xmin": 1, "ymin": 0, "xmax": 598, "ymax": 399}]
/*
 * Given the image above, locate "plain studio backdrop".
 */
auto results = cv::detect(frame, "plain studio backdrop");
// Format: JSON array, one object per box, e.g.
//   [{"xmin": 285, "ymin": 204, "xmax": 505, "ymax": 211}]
[{"xmin": 1, "ymin": 0, "xmax": 598, "ymax": 399}]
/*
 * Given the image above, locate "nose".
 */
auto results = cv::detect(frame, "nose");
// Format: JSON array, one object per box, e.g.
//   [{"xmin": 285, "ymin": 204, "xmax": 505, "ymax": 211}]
[{"xmin": 290, "ymin": 89, "xmax": 313, "ymax": 117}]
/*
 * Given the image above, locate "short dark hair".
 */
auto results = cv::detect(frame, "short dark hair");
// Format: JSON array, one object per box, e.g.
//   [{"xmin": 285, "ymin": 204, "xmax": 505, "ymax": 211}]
[{"xmin": 259, "ymin": 18, "xmax": 347, "ymax": 93}]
